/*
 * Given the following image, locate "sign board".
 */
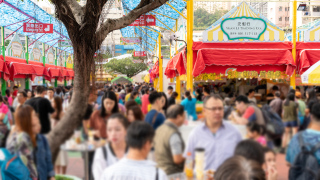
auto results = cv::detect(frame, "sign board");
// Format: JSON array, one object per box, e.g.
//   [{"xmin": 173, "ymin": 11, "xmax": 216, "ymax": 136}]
[
  {"xmin": 59, "ymin": 40, "xmax": 72, "ymax": 47},
  {"xmin": 120, "ymin": 37, "xmax": 141, "ymax": 45},
  {"xmin": 66, "ymin": 54, "xmax": 73, "ymax": 68},
  {"xmin": 221, "ymin": 17, "xmax": 267, "ymax": 40},
  {"xmin": 23, "ymin": 23, "xmax": 53, "ymax": 33},
  {"xmin": 46, "ymin": 48, "xmax": 55, "ymax": 64},
  {"xmin": 59, "ymin": 54, "xmax": 65, "ymax": 67},
  {"xmin": 129, "ymin": 15, "xmax": 156, "ymax": 26},
  {"xmin": 6, "ymin": 33, "xmax": 25, "ymax": 58},
  {"xmin": 29, "ymin": 42, "xmax": 41, "ymax": 61},
  {"xmin": 134, "ymin": 51, "xmax": 146, "ymax": 57}
]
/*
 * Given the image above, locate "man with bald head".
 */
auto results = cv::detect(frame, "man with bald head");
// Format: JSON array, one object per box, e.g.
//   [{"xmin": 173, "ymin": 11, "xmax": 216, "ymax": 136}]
[{"xmin": 154, "ymin": 104, "xmax": 186, "ymax": 175}]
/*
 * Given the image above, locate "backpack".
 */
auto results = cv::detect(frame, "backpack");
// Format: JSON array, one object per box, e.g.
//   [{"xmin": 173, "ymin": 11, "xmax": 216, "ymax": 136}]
[
  {"xmin": 261, "ymin": 104, "xmax": 284, "ymax": 139},
  {"xmin": 0, "ymin": 148, "xmax": 32, "ymax": 180},
  {"xmin": 289, "ymin": 133, "xmax": 320, "ymax": 180}
]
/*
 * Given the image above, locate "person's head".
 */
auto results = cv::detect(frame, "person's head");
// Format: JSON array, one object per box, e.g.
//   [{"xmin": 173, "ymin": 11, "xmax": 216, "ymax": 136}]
[
  {"xmin": 107, "ymin": 113, "xmax": 130, "ymax": 145},
  {"xmin": 274, "ymin": 91, "xmax": 281, "ymax": 98},
  {"xmin": 271, "ymin": 85, "xmax": 279, "ymax": 93},
  {"xmin": 263, "ymin": 147, "xmax": 276, "ymax": 170},
  {"xmin": 185, "ymin": 91, "xmax": 192, "ymax": 101},
  {"xmin": 127, "ymin": 105, "xmax": 144, "ymax": 123},
  {"xmin": 26, "ymin": 90, "xmax": 33, "ymax": 98},
  {"xmin": 145, "ymin": 88, "xmax": 150, "ymax": 95},
  {"xmin": 5, "ymin": 89, "xmax": 10, "ymax": 97},
  {"xmin": 55, "ymin": 87, "xmax": 62, "ymax": 94},
  {"xmin": 89, "ymin": 86, "xmax": 98, "ymax": 103},
  {"xmin": 15, "ymin": 105, "xmax": 39, "ymax": 147},
  {"xmin": 284, "ymin": 93, "xmax": 295, "ymax": 106},
  {"xmin": 214, "ymin": 156, "xmax": 266, "ymax": 180},
  {"xmin": 196, "ymin": 89, "xmax": 202, "ymax": 96},
  {"xmin": 159, "ymin": 92, "xmax": 168, "ymax": 111},
  {"xmin": 234, "ymin": 139, "xmax": 265, "ymax": 166},
  {"xmin": 167, "ymin": 86, "xmax": 173, "ymax": 95},
  {"xmin": 203, "ymin": 95, "xmax": 224, "ymax": 125},
  {"xmin": 17, "ymin": 91, "xmax": 28, "ymax": 104},
  {"xmin": 13, "ymin": 86, "xmax": 18, "ymax": 91},
  {"xmin": 311, "ymin": 102, "xmax": 320, "ymax": 124},
  {"xmin": 52, "ymin": 97, "xmax": 63, "ymax": 121},
  {"xmin": 295, "ymin": 91, "xmax": 302, "ymax": 99},
  {"xmin": 126, "ymin": 121, "xmax": 155, "ymax": 157},
  {"xmin": 246, "ymin": 122, "xmax": 265, "ymax": 139},
  {"xmin": 248, "ymin": 89, "xmax": 255, "ymax": 97},
  {"xmin": 130, "ymin": 91, "xmax": 139, "ymax": 100},
  {"xmin": 148, "ymin": 91, "xmax": 162, "ymax": 110},
  {"xmin": 235, "ymin": 95, "xmax": 250, "ymax": 114},
  {"xmin": 166, "ymin": 104, "xmax": 185, "ymax": 127},
  {"xmin": 101, "ymin": 91, "xmax": 119, "ymax": 117},
  {"xmin": 125, "ymin": 100, "xmax": 139, "ymax": 111},
  {"xmin": 171, "ymin": 92, "xmax": 178, "ymax": 99},
  {"xmin": 296, "ymin": 86, "xmax": 301, "ymax": 92},
  {"xmin": 306, "ymin": 88, "xmax": 317, "ymax": 102},
  {"xmin": 36, "ymin": 86, "xmax": 47, "ymax": 97},
  {"xmin": 224, "ymin": 97, "xmax": 232, "ymax": 106},
  {"xmin": 204, "ymin": 87, "xmax": 210, "ymax": 95},
  {"xmin": 127, "ymin": 88, "xmax": 133, "ymax": 94},
  {"xmin": 47, "ymin": 87, "xmax": 54, "ymax": 98}
]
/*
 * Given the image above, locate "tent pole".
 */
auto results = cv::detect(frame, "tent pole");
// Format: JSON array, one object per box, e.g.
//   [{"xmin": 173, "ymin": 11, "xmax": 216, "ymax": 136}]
[
  {"xmin": 25, "ymin": 36, "xmax": 29, "ymax": 90},
  {"xmin": 42, "ymin": 43, "xmax": 46, "ymax": 86},
  {"xmin": 187, "ymin": 0, "xmax": 194, "ymax": 91},
  {"xmin": 1, "ymin": 27, "xmax": 6, "ymax": 96},
  {"xmin": 158, "ymin": 35, "xmax": 163, "ymax": 92},
  {"xmin": 290, "ymin": 0, "xmax": 297, "ymax": 90},
  {"xmin": 55, "ymin": 47, "xmax": 58, "ymax": 87},
  {"xmin": 175, "ymin": 19, "xmax": 181, "ymax": 101}
]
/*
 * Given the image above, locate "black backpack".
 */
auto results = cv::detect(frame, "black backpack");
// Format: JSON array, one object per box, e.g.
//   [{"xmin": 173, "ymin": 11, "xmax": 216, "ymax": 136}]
[
  {"xmin": 289, "ymin": 133, "xmax": 320, "ymax": 180},
  {"xmin": 261, "ymin": 104, "xmax": 284, "ymax": 139}
]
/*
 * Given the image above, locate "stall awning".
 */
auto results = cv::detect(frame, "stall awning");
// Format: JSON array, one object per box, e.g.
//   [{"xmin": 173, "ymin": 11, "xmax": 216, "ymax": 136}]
[
  {"xmin": 296, "ymin": 42, "xmax": 320, "ymax": 74},
  {"xmin": 165, "ymin": 49, "xmax": 186, "ymax": 78},
  {"xmin": 0, "ymin": 60, "xmax": 10, "ymax": 81},
  {"xmin": 46, "ymin": 65, "xmax": 62, "ymax": 80},
  {"xmin": 191, "ymin": 42, "xmax": 296, "ymax": 77},
  {"xmin": 28, "ymin": 61, "xmax": 51, "ymax": 80}
]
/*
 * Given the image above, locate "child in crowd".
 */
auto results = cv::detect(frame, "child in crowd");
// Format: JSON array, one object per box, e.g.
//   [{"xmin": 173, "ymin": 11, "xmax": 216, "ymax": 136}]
[
  {"xmin": 247, "ymin": 122, "xmax": 266, "ymax": 146},
  {"xmin": 263, "ymin": 147, "xmax": 277, "ymax": 180}
]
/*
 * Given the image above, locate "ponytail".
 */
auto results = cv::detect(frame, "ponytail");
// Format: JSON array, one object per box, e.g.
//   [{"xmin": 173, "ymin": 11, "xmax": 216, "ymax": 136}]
[{"xmin": 185, "ymin": 91, "xmax": 192, "ymax": 101}]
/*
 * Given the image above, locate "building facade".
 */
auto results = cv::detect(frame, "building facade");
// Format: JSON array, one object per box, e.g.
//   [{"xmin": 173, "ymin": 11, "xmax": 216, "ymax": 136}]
[{"xmin": 268, "ymin": 2, "xmax": 291, "ymax": 28}]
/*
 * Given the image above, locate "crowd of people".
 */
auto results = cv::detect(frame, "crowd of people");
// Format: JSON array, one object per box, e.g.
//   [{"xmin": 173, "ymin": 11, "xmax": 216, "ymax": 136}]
[{"xmin": 0, "ymin": 82, "xmax": 320, "ymax": 180}]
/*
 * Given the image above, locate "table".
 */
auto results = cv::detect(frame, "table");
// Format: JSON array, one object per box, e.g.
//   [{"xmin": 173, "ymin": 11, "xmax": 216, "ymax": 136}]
[{"xmin": 61, "ymin": 142, "xmax": 98, "ymax": 180}]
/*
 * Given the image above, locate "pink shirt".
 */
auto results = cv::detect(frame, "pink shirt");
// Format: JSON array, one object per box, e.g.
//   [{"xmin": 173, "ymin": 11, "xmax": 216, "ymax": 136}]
[
  {"xmin": 256, "ymin": 136, "xmax": 266, "ymax": 146},
  {"xmin": 141, "ymin": 94, "xmax": 150, "ymax": 115},
  {"xmin": 0, "ymin": 103, "xmax": 9, "ymax": 114}
]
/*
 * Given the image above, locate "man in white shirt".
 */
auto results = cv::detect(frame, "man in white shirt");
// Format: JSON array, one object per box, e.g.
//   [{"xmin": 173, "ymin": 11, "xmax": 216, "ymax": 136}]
[
  {"xmin": 100, "ymin": 121, "xmax": 168, "ymax": 180},
  {"xmin": 247, "ymin": 89, "xmax": 257, "ymax": 104}
]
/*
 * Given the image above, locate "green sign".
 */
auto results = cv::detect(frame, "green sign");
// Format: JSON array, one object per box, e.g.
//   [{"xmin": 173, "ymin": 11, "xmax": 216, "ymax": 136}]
[
  {"xmin": 221, "ymin": 17, "xmax": 267, "ymax": 40},
  {"xmin": 59, "ymin": 40, "xmax": 72, "ymax": 47}
]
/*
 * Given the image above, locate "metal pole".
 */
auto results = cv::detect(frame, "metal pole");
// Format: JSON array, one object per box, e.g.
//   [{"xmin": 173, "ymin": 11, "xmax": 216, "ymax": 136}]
[
  {"xmin": 187, "ymin": 0, "xmax": 194, "ymax": 91},
  {"xmin": 42, "ymin": 43, "xmax": 46, "ymax": 86},
  {"xmin": 25, "ymin": 36, "xmax": 29, "ymax": 90},
  {"xmin": 55, "ymin": 47, "xmax": 58, "ymax": 88},
  {"xmin": 158, "ymin": 35, "xmax": 163, "ymax": 92},
  {"xmin": 290, "ymin": 0, "xmax": 297, "ymax": 90},
  {"xmin": 175, "ymin": 19, "xmax": 181, "ymax": 101},
  {"xmin": 1, "ymin": 27, "xmax": 6, "ymax": 96}
]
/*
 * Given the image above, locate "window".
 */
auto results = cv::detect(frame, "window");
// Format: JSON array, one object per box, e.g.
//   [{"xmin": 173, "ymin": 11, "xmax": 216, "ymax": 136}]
[
  {"xmin": 279, "ymin": 17, "xmax": 282, "ymax": 21},
  {"xmin": 314, "ymin": 6, "xmax": 320, "ymax": 12},
  {"xmin": 279, "ymin": 6, "xmax": 283, "ymax": 11},
  {"xmin": 285, "ymin": 17, "xmax": 289, "ymax": 21},
  {"xmin": 285, "ymin": 7, "xmax": 288, "ymax": 11}
]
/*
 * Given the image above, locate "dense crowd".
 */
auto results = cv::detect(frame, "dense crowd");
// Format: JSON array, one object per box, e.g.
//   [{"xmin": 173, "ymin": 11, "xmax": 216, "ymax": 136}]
[{"xmin": 0, "ymin": 83, "xmax": 320, "ymax": 180}]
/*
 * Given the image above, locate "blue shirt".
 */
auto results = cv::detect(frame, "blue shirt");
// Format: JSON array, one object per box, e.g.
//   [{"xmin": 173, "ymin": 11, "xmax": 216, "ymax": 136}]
[
  {"xmin": 145, "ymin": 109, "xmax": 165, "ymax": 130},
  {"xmin": 286, "ymin": 129, "xmax": 320, "ymax": 164},
  {"xmin": 183, "ymin": 121, "xmax": 242, "ymax": 170},
  {"xmin": 181, "ymin": 98, "xmax": 197, "ymax": 120},
  {"xmin": 35, "ymin": 134, "xmax": 55, "ymax": 180}
]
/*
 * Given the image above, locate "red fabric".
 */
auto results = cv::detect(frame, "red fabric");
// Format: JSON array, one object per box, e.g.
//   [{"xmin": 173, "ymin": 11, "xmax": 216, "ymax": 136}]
[
  {"xmin": 46, "ymin": 65, "xmax": 62, "ymax": 79},
  {"xmin": 165, "ymin": 49, "xmax": 187, "ymax": 78},
  {"xmin": 295, "ymin": 42, "xmax": 320, "ymax": 74},
  {"xmin": 0, "ymin": 56, "xmax": 37, "ymax": 81},
  {"xmin": 0, "ymin": 59, "xmax": 10, "ymax": 81},
  {"xmin": 192, "ymin": 42, "xmax": 293, "ymax": 50},
  {"xmin": 28, "ymin": 61, "xmax": 50, "ymax": 80},
  {"xmin": 193, "ymin": 48, "xmax": 296, "ymax": 77},
  {"xmin": 150, "ymin": 61, "xmax": 159, "ymax": 80}
]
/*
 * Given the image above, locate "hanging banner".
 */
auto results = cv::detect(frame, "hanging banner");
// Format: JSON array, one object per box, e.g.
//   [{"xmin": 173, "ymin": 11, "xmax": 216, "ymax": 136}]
[
  {"xmin": 129, "ymin": 15, "xmax": 156, "ymax": 26},
  {"xmin": 6, "ymin": 33, "xmax": 25, "ymax": 58},
  {"xmin": 134, "ymin": 51, "xmax": 146, "ymax": 57},
  {"xmin": 46, "ymin": 48, "xmax": 55, "ymax": 65},
  {"xmin": 66, "ymin": 54, "xmax": 73, "ymax": 68},
  {"xmin": 221, "ymin": 17, "xmax": 267, "ymax": 40},
  {"xmin": 59, "ymin": 40, "xmax": 72, "ymax": 47},
  {"xmin": 29, "ymin": 42, "xmax": 41, "ymax": 62},
  {"xmin": 23, "ymin": 23, "xmax": 53, "ymax": 33},
  {"xmin": 120, "ymin": 37, "xmax": 141, "ymax": 45}
]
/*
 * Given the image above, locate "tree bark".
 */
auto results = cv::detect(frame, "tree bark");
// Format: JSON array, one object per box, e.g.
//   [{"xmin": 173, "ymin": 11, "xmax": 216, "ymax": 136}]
[{"xmin": 47, "ymin": 0, "xmax": 169, "ymax": 161}]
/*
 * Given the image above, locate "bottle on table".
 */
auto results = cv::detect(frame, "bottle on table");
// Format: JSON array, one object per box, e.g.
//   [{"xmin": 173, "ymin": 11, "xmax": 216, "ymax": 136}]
[{"xmin": 185, "ymin": 152, "xmax": 194, "ymax": 178}]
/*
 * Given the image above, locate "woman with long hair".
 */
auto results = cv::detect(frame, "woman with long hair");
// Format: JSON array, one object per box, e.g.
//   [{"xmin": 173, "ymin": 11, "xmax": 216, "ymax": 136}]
[
  {"xmin": 89, "ymin": 91, "xmax": 119, "ymax": 139},
  {"xmin": 181, "ymin": 91, "xmax": 198, "ymax": 121},
  {"xmin": 130, "ymin": 91, "xmax": 142, "ymax": 106},
  {"xmin": 6, "ymin": 105, "xmax": 38, "ymax": 180},
  {"xmin": 5, "ymin": 89, "xmax": 13, "ymax": 106},
  {"xmin": 127, "ymin": 105, "xmax": 144, "ymax": 123},
  {"xmin": 281, "ymin": 93, "xmax": 298, "ymax": 153},
  {"xmin": 306, "ymin": 88, "xmax": 319, "ymax": 116},
  {"xmin": 50, "ymin": 97, "xmax": 68, "ymax": 174},
  {"xmin": 159, "ymin": 92, "xmax": 168, "ymax": 115},
  {"xmin": 92, "ymin": 113, "xmax": 130, "ymax": 180}
]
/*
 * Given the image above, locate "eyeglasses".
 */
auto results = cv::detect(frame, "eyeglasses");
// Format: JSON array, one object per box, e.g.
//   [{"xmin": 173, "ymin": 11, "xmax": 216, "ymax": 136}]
[{"xmin": 204, "ymin": 106, "xmax": 224, "ymax": 111}]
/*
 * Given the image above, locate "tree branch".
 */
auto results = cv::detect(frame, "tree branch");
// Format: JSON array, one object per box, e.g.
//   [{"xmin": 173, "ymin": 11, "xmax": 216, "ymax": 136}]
[
  {"xmin": 95, "ymin": 0, "xmax": 169, "ymax": 46},
  {"xmin": 51, "ymin": 0, "xmax": 84, "ymax": 26}
]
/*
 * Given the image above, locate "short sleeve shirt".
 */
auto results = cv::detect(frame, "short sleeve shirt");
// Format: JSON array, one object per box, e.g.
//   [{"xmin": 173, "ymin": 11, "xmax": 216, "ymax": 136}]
[
  {"xmin": 169, "ymin": 133, "xmax": 183, "ymax": 155},
  {"xmin": 242, "ymin": 106, "xmax": 256, "ymax": 122},
  {"xmin": 145, "ymin": 110, "xmax": 165, "ymax": 130}
]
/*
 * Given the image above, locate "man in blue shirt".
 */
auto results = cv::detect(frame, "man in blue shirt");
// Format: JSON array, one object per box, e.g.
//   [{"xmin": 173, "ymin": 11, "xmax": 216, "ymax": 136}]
[
  {"xmin": 286, "ymin": 102, "xmax": 320, "ymax": 165},
  {"xmin": 145, "ymin": 91, "xmax": 166, "ymax": 130}
]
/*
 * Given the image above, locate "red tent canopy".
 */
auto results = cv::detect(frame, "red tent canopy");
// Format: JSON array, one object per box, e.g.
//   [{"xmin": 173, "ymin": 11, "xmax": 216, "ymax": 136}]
[
  {"xmin": 296, "ymin": 42, "xmax": 320, "ymax": 74},
  {"xmin": 192, "ymin": 42, "xmax": 296, "ymax": 77},
  {"xmin": 46, "ymin": 64, "xmax": 63, "ymax": 81},
  {"xmin": 28, "ymin": 61, "xmax": 51, "ymax": 80},
  {"xmin": 0, "ymin": 56, "xmax": 37, "ymax": 81},
  {"xmin": 165, "ymin": 49, "xmax": 186, "ymax": 78},
  {"xmin": 150, "ymin": 61, "xmax": 159, "ymax": 80},
  {"xmin": 0, "ymin": 58, "xmax": 10, "ymax": 81}
]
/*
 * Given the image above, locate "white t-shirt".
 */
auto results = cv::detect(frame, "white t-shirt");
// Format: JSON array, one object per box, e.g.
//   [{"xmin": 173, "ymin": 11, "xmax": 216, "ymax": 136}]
[
  {"xmin": 100, "ymin": 158, "xmax": 168, "ymax": 180},
  {"xmin": 93, "ymin": 143, "xmax": 126, "ymax": 180}
]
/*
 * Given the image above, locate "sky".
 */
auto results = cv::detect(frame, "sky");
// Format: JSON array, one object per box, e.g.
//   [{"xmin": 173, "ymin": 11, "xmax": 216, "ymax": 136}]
[{"xmin": 31, "ymin": 0, "xmax": 55, "ymax": 13}]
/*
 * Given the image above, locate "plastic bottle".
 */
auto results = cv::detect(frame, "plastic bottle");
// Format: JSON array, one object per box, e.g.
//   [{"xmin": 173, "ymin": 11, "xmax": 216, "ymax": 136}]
[{"xmin": 185, "ymin": 152, "xmax": 194, "ymax": 178}]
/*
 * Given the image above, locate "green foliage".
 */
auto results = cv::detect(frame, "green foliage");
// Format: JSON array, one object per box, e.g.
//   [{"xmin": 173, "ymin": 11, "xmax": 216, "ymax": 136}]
[
  {"xmin": 104, "ymin": 57, "xmax": 148, "ymax": 78},
  {"xmin": 194, "ymin": 8, "xmax": 228, "ymax": 30},
  {"xmin": 161, "ymin": 46, "xmax": 170, "ymax": 59}
]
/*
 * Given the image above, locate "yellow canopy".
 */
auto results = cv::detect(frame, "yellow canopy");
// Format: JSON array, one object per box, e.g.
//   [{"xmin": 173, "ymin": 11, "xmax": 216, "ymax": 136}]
[{"xmin": 301, "ymin": 60, "xmax": 320, "ymax": 84}]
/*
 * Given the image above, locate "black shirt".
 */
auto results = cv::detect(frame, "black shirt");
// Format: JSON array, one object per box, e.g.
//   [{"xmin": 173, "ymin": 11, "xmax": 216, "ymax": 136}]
[
  {"xmin": 84, "ymin": 104, "xmax": 94, "ymax": 120},
  {"xmin": 168, "ymin": 97, "xmax": 176, "ymax": 108},
  {"xmin": 25, "ymin": 97, "xmax": 54, "ymax": 134}
]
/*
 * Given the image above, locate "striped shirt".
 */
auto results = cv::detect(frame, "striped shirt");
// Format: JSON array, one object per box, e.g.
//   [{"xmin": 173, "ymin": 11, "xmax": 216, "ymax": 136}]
[{"xmin": 100, "ymin": 158, "xmax": 168, "ymax": 180}]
